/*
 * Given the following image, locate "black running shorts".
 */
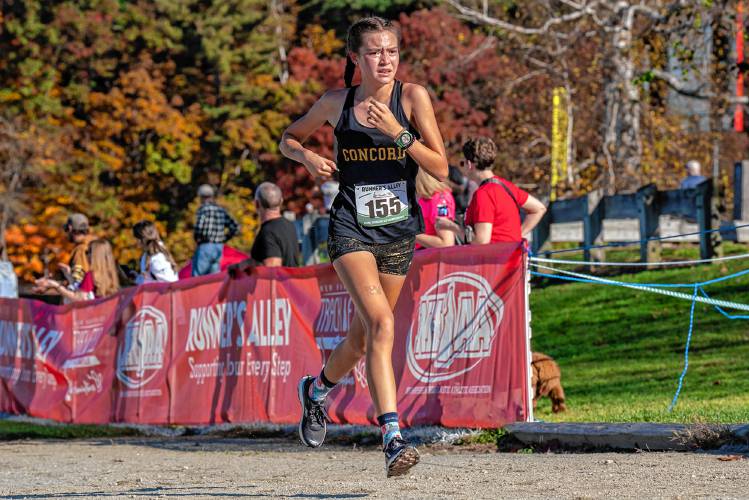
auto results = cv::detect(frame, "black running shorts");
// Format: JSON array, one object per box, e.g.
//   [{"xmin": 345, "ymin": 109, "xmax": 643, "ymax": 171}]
[{"xmin": 327, "ymin": 235, "xmax": 416, "ymax": 276}]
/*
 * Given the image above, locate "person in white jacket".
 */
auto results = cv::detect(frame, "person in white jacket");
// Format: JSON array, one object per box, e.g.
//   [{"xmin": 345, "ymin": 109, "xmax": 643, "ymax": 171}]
[{"xmin": 133, "ymin": 221, "xmax": 178, "ymax": 284}]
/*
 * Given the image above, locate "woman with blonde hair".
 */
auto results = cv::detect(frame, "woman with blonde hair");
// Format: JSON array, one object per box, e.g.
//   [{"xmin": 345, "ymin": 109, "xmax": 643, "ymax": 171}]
[
  {"xmin": 133, "ymin": 220, "xmax": 178, "ymax": 284},
  {"xmin": 35, "ymin": 239, "xmax": 121, "ymax": 301},
  {"xmin": 415, "ymin": 169, "xmax": 455, "ymax": 249}
]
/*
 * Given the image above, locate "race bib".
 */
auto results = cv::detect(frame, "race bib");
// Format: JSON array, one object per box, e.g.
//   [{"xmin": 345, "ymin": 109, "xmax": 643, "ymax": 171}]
[{"xmin": 355, "ymin": 181, "xmax": 409, "ymax": 227}]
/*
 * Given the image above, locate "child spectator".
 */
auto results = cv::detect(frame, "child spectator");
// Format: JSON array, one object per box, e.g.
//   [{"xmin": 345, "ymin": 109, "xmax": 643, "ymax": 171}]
[{"xmin": 133, "ymin": 221, "xmax": 178, "ymax": 284}]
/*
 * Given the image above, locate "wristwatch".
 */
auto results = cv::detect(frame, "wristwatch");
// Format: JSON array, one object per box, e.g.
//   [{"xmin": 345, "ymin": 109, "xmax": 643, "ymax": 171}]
[{"xmin": 394, "ymin": 129, "xmax": 416, "ymax": 150}]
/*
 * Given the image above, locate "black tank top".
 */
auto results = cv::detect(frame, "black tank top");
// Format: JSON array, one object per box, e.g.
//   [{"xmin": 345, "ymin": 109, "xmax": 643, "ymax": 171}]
[{"xmin": 329, "ymin": 80, "xmax": 424, "ymax": 244}]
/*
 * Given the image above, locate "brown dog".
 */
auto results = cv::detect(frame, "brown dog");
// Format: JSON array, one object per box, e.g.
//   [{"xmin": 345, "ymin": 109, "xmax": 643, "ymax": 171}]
[{"xmin": 531, "ymin": 352, "xmax": 567, "ymax": 413}]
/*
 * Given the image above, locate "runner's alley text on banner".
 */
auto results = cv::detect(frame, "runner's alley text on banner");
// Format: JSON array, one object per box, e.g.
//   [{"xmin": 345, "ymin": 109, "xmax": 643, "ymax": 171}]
[{"xmin": 0, "ymin": 243, "xmax": 530, "ymax": 428}]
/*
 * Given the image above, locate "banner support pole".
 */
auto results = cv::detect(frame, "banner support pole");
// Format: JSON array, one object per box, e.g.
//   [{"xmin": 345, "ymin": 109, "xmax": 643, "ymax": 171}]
[{"xmin": 523, "ymin": 246, "xmax": 534, "ymax": 422}]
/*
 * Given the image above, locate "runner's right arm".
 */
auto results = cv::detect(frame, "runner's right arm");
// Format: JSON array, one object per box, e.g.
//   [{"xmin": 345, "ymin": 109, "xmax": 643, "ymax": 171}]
[{"xmin": 280, "ymin": 91, "xmax": 346, "ymax": 180}]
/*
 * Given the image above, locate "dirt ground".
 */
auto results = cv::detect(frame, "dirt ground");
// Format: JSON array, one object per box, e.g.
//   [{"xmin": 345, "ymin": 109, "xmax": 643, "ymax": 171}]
[{"xmin": 0, "ymin": 437, "xmax": 747, "ymax": 499}]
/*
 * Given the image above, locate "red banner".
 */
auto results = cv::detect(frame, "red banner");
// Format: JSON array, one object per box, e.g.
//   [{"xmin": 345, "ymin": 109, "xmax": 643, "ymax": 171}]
[{"xmin": 0, "ymin": 243, "xmax": 531, "ymax": 428}]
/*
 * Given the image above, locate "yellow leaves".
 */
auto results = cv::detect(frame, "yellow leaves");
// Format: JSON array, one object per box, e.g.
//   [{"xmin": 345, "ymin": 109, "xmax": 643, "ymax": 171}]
[
  {"xmin": 301, "ymin": 24, "xmax": 344, "ymax": 56},
  {"xmin": 640, "ymin": 107, "xmax": 714, "ymax": 189},
  {"xmin": 42, "ymin": 206, "xmax": 62, "ymax": 220},
  {"xmin": 224, "ymin": 118, "xmax": 257, "ymax": 150},
  {"xmin": 0, "ymin": 90, "xmax": 22, "ymax": 102},
  {"xmin": 172, "ymin": 74, "xmax": 188, "ymax": 88},
  {"xmin": 37, "ymin": 158, "xmax": 56, "ymax": 167},
  {"xmin": 251, "ymin": 73, "xmax": 276, "ymax": 89}
]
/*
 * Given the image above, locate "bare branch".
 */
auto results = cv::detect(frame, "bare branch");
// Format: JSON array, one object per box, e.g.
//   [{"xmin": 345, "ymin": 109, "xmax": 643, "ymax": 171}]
[
  {"xmin": 649, "ymin": 69, "xmax": 712, "ymax": 99},
  {"xmin": 501, "ymin": 70, "xmax": 546, "ymax": 94},
  {"xmin": 444, "ymin": 0, "xmax": 600, "ymax": 36},
  {"xmin": 460, "ymin": 35, "xmax": 497, "ymax": 66}
]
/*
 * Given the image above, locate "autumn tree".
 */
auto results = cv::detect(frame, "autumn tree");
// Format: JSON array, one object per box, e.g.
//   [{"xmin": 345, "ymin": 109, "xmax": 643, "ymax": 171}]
[
  {"xmin": 445, "ymin": 0, "xmax": 741, "ymax": 194},
  {"xmin": 0, "ymin": 0, "xmax": 302, "ymax": 278}
]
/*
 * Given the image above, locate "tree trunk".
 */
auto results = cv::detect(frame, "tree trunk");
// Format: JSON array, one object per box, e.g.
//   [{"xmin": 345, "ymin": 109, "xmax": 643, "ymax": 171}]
[{"xmin": 603, "ymin": 4, "xmax": 643, "ymax": 194}]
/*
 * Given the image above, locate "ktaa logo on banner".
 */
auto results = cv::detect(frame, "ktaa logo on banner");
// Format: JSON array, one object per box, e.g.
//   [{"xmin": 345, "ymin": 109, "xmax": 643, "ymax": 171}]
[
  {"xmin": 407, "ymin": 271, "xmax": 504, "ymax": 383},
  {"xmin": 116, "ymin": 306, "xmax": 167, "ymax": 389}
]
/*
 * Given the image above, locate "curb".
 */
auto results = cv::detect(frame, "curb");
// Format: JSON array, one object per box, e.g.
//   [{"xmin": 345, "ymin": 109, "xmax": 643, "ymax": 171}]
[{"xmin": 504, "ymin": 422, "xmax": 749, "ymax": 451}]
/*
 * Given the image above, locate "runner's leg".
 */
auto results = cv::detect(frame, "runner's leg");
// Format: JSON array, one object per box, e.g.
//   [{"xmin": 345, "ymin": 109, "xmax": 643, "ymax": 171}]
[
  {"xmin": 297, "ymin": 251, "xmax": 376, "ymax": 448},
  {"xmin": 317, "ymin": 265, "xmax": 406, "ymax": 386},
  {"xmin": 319, "ymin": 313, "xmax": 366, "ymax": 384},
  {"xmin": 331, "ymin": 252, "xmax": 399, "ymax": 415}
]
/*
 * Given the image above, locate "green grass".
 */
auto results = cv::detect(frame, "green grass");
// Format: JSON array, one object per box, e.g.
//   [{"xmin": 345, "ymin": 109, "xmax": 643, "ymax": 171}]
[
  {"xmin": 530, "ymin": 244, "xmax": 749, "ymax": 423},
  {"xmin": 0, "ymin": 421, "xmax": 142, "ymax": 440}
]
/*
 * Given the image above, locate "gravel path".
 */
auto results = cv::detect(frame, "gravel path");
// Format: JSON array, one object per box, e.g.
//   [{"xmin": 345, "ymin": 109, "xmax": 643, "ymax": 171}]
[{"xmin": 0, "ymin": 437, "xmax": 747, "ymax": 499}]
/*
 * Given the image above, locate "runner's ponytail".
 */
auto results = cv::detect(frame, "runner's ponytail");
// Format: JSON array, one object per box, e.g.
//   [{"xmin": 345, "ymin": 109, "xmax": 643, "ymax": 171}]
[{"xmin": 344, "ymin": 56, "xmax": 356, "ymax": 88}]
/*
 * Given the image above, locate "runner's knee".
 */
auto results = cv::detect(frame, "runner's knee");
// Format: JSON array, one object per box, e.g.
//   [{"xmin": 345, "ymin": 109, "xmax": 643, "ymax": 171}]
[
  {"xmin": 348, "ymin": 335, "xmax": 367, "ymax": 358},
  {"xmin": 366, "ymin": 313, "xmax": 394, "ymax": 347}
]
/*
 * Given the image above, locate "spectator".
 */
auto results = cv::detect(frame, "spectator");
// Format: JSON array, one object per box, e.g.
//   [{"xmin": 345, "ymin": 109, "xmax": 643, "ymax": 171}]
[
  {"xmin": 60, "ymin": 213, "xmax": 94, "ymax": 290},
  {"xmin": 192, "ymin": 184, "xmax": 239, "ymax": 276},
  {"xmin": 321, "ymin": 180, "xmax": 340, "ymax": 213},
  {"xmin": 0, "ymin": 261, "xmax": 18, "ymax": 299},
  {"xmin": 133, "ymin": 221, "xmax": 178, "ymax": 284},
  {"xmin": 415, "ymin": 169, "xmax": 456, "ymax": 249},
  {"xmin": 680, "ymin": 160, "xmax": 707, "ymax": 189},
  {"xmin": 446, "ymin": 164, "xmax": 471, "ymax": 215},
  {"xmin": 302, "ymin": 202, "xmax": 317, "ymax": 241},
  {"xmin": 438, "ymin": 137, "xmax": 546, "ymax": 244},
  {"xmin": 250, "ymin": 182, "xmax": 300, "ymax": 267},
  {"xmin": 34, "ymin": 239, "xmax": 120, "ymax": 301}
]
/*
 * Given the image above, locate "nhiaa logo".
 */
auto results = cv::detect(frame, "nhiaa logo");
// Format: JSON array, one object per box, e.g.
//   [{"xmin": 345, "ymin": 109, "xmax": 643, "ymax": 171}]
[
  {"xmin": 406, "ymin": 272, "xmax": 504, "ymax": 383},
  {"xmin": 116, "ymin": 306, "xmax": 167, "ymax": 389}
]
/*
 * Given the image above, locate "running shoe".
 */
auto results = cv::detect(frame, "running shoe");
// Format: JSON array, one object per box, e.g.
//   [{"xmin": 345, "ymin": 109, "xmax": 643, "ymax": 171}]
[
  {"xmin": 384, "ymin": 436, "xmax": 420, "ymax": 477},
  {"xmin": 297, "ymin": 375, "xmax": 328, "ymax": 448}
]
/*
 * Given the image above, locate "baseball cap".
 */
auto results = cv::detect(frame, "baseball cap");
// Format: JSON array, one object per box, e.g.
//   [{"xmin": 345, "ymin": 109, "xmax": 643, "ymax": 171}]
[
  {"xmin": 197, "ymin": 184, "xmax": 215, "ymax": 198},
  {"xmin": 66, "ymin": 213, "xmax": 89, "ymax": 232}
]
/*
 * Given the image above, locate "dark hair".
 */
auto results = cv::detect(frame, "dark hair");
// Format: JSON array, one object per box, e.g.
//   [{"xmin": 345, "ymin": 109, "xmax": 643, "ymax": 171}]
[
  {"xmin": 133, "ymin": 220, "xmax": 177, "ymax": 273},
  {"xmin": 344, "ymin": 17, "xmax": 401, "ymax": 88},
  {"xmin": 462, "ymin": 137, "xmax": 497, "ymax": 170}
]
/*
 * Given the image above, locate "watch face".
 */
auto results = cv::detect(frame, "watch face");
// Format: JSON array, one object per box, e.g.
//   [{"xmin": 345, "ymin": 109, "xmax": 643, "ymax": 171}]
[{"xmin": 397, "ymin": 131, "xmax": 414, "ymax": 147}]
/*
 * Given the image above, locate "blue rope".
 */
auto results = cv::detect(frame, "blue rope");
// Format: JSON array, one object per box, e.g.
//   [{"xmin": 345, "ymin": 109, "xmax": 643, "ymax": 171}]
[
  {"xmin": 696, "ymin": 268, "xmax": 749, "ymax": 286},
  {"xmin": 533, "ymin": 265, "xmax": 749, "ymax": 289},
  {"xmin": 668, "ymin": 286, "xmax": 699, "ymax": 412},
  {"xmin": 529, "ymin": 265, "xmax": 749, "ymax": 412},
  {"xmin": 542, "ymin": 222, "xmax": 749, "ymax": 256},
  {"xmin": 698, "ymin": 287, "xmax": 749, "ymax": 320},
  {"xmin": 530, "ymin": 270, "xmax": 695, "ymax": 288}
]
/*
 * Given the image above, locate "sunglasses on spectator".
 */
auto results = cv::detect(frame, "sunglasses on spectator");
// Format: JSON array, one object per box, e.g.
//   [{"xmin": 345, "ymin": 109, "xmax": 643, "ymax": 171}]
[
  {"xmin": 459, "ymin": 159, "xmax": 472, "ymax": 169},
  {"xmin": 65, "ymin": 226, "xmax": 88, "ymax": 235}
]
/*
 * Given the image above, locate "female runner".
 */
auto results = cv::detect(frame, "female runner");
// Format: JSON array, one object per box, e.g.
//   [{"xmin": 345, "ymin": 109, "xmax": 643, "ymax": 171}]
[{"xmin": 279, "ymin": 16, "xmax": 448, "ymax": 477}]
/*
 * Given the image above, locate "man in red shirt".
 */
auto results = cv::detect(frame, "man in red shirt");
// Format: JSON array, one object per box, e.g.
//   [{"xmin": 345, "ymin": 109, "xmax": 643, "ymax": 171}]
[{"xmin": 438, "ymin": 137, "xmax": 546, "ymax": 243}]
